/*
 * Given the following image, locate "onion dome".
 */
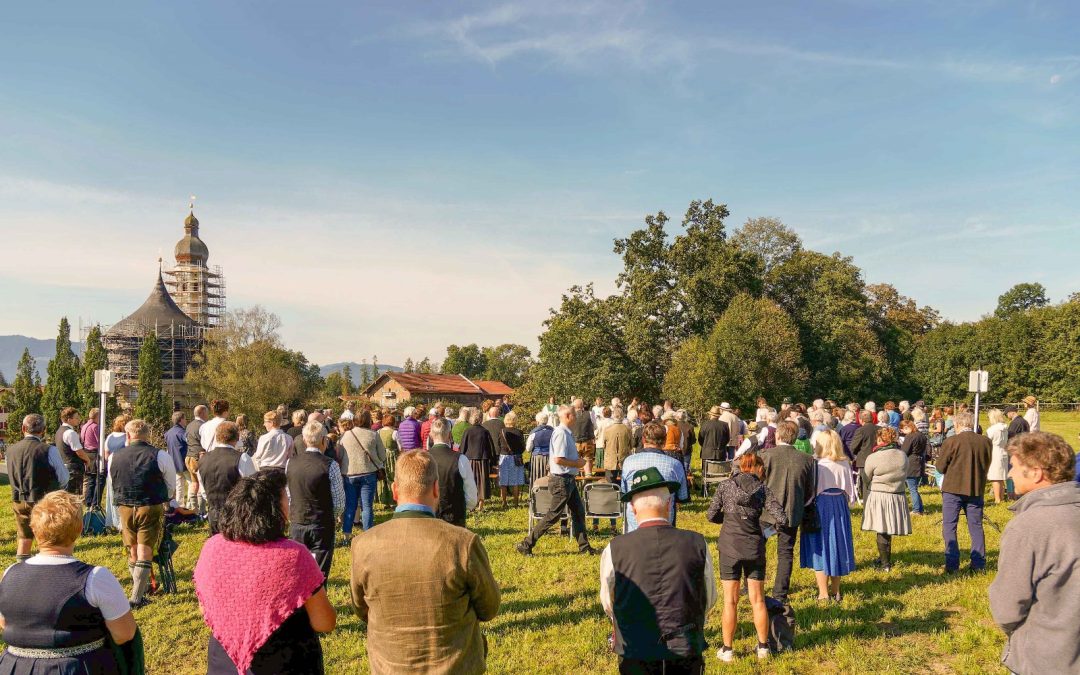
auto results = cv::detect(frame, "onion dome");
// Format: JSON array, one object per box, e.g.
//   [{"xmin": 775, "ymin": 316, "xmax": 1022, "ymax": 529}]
[{"xmin": 175, "ymin": 209, "xmax": 209, "ymax": 264}]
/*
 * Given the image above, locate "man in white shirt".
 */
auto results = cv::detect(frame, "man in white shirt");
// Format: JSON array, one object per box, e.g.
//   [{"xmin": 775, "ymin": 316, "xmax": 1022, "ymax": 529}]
[
  {"xmin": 198, "ymin": 399, "xmax": 230, "ymax": 455},
  {"xmin": 601, "ymin": 467, "xmax": 717, "ymax": 672},
  {"xmin": 56, "ymin": 407, "xmax": 90, "ymax": 495},
  {"xmin": 253, "ymin": 410, "xmax": 295, "ymax": 470}
]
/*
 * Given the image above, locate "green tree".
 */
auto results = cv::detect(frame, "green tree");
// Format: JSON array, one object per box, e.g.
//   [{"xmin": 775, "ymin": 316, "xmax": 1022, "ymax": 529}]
[
  {"xmin": 416, "ymin": 357, "xmax": 434, "ymax": 374},
  {"xmin": 664, "ymin": 294, "xmax": 806, "ymax": 416},
  {"xmin": 865, "ymin": 283, "xmax": 941, "ymax": 399},
  {"xmin": 731, "ymin": 216, "xmax": 802, "ymax": 295},
  {"xmin": 481, "ymin": 344, "xmax": 533, "ymax": 388},
  {"xmin": 995, "ymin": 282, "xmax": 1049, "ymax": 318},
  {"xmin": 441, "ymin": 344, "xmax": 487, "ymax": 377},
  {"xmin": 359, "ymin": 359, "xmax": 372, "ymax": 387},
  {"xmin": 403, "ymin": 358, "xmax": 415, "ymax": 373},
  {"xmin": 6, "ymin": 348, "xmax": 43, "ymax": 442},
  {"xmin": 0, "ymin": 370, "xmax": 7, "ymax": 387},
  {"xmin": 324, "ymin": 371, "xmax": 348, "ymax": 398},
  {"xmin": 41, "ymin": 317, "xmax": 81, "ymax": 432},
  {"xmin": 340, "ymin": 365, "xmax": 354, "ymax": 395},
  {"xmin": 77, "ymin": 325, "xmax": 119, "ymax": 421},
  {"xmin": 133, "ymin": 332, "xmax": 171, "ymax": 427},
  {"xmin": 187, "ymin": 306, "xmax": 322, "ymax": 420}
]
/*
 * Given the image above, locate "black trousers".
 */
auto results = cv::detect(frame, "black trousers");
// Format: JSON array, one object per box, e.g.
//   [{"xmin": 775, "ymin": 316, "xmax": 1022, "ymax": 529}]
[
  {"xmin": 82, "ymin": 453, "xmax": 104, "ymax": 508},
  {"xmin": 773, "ymin": 523, "xmax": 799, "ymax": 603},
  {"xmin": 619, "ymin": 655, "xmax": 705, "ymax": 675},
  {"xmin": 524, "ymin": 474, "xmax": 589, "ymax": 551},
  {"xmin": 290, "ymin": 522, "xmax": 334, "ymax": 584},
  {"xmin": 65, "ymin": 465, "xmax": 85, "ymax": 496}
]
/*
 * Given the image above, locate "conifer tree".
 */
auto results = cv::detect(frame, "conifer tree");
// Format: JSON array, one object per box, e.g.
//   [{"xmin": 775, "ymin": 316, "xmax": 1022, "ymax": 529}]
[
  {"xmin": 7, "ymin": 348, "xmax": 43, "ymax": 442},
  {"xmin": 78, "ymin": 325, "xmax": 119, "ymax": 421},
  {"xmin": 134, "ymin": 332, "xmax": 171, "ymax": 428},
  {"xmin": 41, "ymin": 317, "xmax": 81, "ymax": 432}
]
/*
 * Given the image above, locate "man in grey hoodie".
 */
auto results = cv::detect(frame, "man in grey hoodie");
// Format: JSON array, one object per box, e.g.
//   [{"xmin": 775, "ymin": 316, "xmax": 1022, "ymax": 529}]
[{"xmin": 988, "ymin": 431, "xmax": 1080, "ymax": 675}]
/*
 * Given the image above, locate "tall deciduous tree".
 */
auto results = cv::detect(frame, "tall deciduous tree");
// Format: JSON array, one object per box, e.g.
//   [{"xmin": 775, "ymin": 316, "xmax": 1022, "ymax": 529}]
[
  {"xmin": 41, "ymin": 317, "xmax": 81, "ymax": 431},
  {"xmin": 416, "ymin": 357, "xmax": 434, "ymax": 374},
  {"xmin": 6, "ymin": 348, "xmax": 42, "ymax": 442},
  {"xmin": 481, "ymin": 344, "xmax": 533, "ymax": 388},
  {"xmin": 403, "ymin": 358, "xmax": 415, "ymax": 373},
  {"xmin": 134, "ymin": 332, "xmax": 171, "ymax": 428},
  {"xmin": 187, "ymin": 306, "xmax": 322, "ymax": 420},
  {"xmin": 995, "ymin": 282, "xmax": 1049, "ymax": 318},
  {"xmin": 731, "ymin": 216, "xmax": 802, "ymax": 294},
  {"xmin": 441, "ymin": 344, "xmax": 487, "ymax": 377}
]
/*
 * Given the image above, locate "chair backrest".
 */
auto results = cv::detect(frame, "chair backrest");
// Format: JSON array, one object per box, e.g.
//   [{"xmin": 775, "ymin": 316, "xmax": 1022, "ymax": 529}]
[
  {"xmin": 584, "ymin": 482, "xmax": 622, "ymax": 517},
  {"xmin": 531, "ymin": 483, "xmax": 553, "ymax": 518},
  {"xmin": 704, "ymin": 460, "xmax": 731, "ymax": 479}
]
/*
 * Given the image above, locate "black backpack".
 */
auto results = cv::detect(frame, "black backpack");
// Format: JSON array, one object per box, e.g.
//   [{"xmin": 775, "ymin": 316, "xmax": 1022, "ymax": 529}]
[{"xmin": 766, "ymin": 596, "xmax": 796, "ymax": 653}]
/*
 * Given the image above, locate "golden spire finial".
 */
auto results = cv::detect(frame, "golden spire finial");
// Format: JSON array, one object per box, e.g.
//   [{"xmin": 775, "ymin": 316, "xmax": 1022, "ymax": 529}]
[{"xmin": 189, "ymin": 194, "xmax": 196, "ymax": 211}]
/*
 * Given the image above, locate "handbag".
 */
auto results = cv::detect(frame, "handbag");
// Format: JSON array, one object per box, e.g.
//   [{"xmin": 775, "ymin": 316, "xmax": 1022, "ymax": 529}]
[{"xmin": 350, "ymin": 429, "xmax": 387, "ymax": 481}]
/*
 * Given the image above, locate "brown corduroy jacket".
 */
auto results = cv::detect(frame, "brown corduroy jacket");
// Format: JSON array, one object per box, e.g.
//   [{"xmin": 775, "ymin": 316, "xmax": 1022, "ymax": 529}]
[
  {"xmin": 350, "ymin": 510, "xmax": 501, "ymax": 674},
  {"xmin": 602, "ymin": 423, "xmax": 633, "ymax": 471},
  {"xmin": 937, "ymin": 431, "xmax": 992, "ymax": 497}
]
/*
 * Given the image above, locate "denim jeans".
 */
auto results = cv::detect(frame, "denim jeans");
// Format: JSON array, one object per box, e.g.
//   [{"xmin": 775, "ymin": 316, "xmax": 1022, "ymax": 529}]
[
  {"xmin": 343, "ymin": 472, "xmax": 379, "ymax": 534},
  {"xmin": 906, "ymin": 477, "xmax": 924, "ymax": 514},
  {"xmin": 942, "ymin": 491, "xmax": 985, "ymax": 571}
]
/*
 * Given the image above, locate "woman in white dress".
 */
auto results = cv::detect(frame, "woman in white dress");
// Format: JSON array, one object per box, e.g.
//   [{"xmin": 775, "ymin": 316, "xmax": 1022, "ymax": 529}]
[
  {"xmin": 1022, "ymin": 395, "xmax": 1040, "ymax": 432},
  {"xmin": 102, "ymin": 414, "xmax": 130, "ymax": 531},
  {"xmin": 985, "ymin": 408, "xmax": 1010, "ymax": 503}
]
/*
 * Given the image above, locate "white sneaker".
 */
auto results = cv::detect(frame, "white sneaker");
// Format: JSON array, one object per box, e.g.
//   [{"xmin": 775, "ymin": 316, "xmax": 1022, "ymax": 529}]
[
  {"xmin": 756, "ymin": 645, "xmax": 770, "ymax": 660},
  {"xmin": 716, "ymin": 646, "xmax": 734, "ymax": 663}
]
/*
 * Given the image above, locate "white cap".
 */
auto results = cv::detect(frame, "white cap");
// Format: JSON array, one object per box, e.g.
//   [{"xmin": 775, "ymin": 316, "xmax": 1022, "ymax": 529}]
[{"xmin": 719, "ymin": 402, "xmax": 732, "ymax": 410}]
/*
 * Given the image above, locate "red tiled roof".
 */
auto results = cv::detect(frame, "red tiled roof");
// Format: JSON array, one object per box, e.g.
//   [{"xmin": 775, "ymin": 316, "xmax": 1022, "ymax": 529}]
[
  {"xmin": 474, "ymin": 380, "xmax": 514, "ymax": 396},
  {"xmin": 361, "ymin": 373, "xmax": 513, "ymax": 397}
]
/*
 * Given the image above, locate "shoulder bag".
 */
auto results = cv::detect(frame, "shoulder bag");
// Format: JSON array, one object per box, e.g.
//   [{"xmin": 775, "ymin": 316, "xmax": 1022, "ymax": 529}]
[
  {"xmin": 502, "ymin": 430, "xmax": 524, "ymax": 467},
  {"xmin": 800, "ymin": 459, "xmax": 821, "ymax": 533}
]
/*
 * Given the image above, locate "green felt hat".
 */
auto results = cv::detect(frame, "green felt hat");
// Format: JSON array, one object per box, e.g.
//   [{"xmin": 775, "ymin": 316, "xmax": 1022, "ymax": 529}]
[{"xmin": 621, "ymin": 466, "xmax": 681, "ymax": 502}]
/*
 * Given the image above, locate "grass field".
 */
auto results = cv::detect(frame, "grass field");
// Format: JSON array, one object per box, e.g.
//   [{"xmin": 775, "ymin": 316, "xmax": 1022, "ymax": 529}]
[{"xmin": 3, "ymin": 412, "xmax": 1076, "ymax": 674}]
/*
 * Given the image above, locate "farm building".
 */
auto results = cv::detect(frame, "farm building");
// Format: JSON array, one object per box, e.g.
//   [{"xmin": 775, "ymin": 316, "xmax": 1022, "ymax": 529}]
[{"xmin": 360, "ymin": 372, "xmax": 513, "ymax": 408}]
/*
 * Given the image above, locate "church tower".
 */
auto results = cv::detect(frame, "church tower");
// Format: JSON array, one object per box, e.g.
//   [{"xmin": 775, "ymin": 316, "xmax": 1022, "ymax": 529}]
[{"xmin": 163, "ymin": 202, "xmax": 225, "ymax": 328}]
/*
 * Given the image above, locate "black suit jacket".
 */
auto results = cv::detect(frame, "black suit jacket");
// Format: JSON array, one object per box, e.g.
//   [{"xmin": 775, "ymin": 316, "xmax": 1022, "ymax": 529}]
[
  {"xmin": 759, "ymin": 444, "xmax": 816, "ymax": 528},
  {"xmin": 851, "ymin": 424, "xmax": 879, "ymax": 468}
]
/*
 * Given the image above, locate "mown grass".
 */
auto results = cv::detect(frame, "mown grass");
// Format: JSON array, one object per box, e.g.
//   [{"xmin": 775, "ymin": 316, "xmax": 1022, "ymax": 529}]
[{"xmin": 4, "ymin": 412, "xmax": 1076, "ymax": 674}]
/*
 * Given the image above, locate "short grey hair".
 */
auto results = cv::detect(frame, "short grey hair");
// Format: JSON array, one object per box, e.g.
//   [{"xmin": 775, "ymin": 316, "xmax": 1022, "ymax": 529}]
[
  {"xmin": 22, "ymin": 414, "xmax": 45, "ymax": 436},
  {"xmin": 629, "ymin": 487, "xmax": 671, "ymax": 515},
  {"xmin": 429, "ymin": 417, "xmax": 450, "ymax": 442},
  {"xmin": 171, "ymin": 411, "xmax": 186, "ymax": 426},
  {"xmin": 954, "ymin": 411, "xmax": 974, "ymax": 432},
  {"xmin": 302, "ymin": 420, "xmax": 327, "ymax": 447},
  {"xmin": 766, "ymin": 409, "xmax": 779, "ymax": 424},
  {"xmin": 194, "ymin": 405, "xmax": 209, "ymax": 419},
  {"xmin": 535, "ymin": 410, "xmax": 549, "ymax": 425},
  {"xmin": 809, "ymin": 409, "xmax": 824, "ymax": 423},
  {"xmin": 469, "ymin": 409, "xmax": 483, "ymax": 424}
]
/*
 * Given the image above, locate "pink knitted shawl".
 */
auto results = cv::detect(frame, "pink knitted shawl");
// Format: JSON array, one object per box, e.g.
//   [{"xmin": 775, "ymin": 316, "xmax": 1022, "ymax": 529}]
[{"xmin": 194, "ymin": 535, "xmax": 324, "ymax": 675}]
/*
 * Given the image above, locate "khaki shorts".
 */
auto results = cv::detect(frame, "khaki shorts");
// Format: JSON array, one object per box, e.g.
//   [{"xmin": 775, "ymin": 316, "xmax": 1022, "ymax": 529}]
[
  {"xmin": 12, "ymin": 502, "xmax": 34, "ymax": 539},
  {"xmin": 119, "ymin": 504, "xmax": 165, "ymax": 549},
  {"xmin": 576, "ymin": 441, "xmax": 596, "ymax": 461}
]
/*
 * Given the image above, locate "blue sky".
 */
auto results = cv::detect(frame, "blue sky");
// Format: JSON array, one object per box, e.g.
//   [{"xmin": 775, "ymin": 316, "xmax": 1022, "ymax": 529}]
[{"xmin": 1, "ymin": 1, "xmax": 1078, "ymax": 366}]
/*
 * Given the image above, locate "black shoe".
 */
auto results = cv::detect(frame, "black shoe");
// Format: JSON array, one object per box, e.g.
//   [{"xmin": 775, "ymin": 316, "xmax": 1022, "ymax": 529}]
[
  {"xmin": 129, "ymin": 597, "xmax": 151, "ymax": 609},
  {"xmin": 578, "ymin": 546, "xmax": 598, "ymax": 556},
  {"xmin": 944, "ymin": 567, "xmax": 960, "ymax": 575},
  {"xmin": 515, "ymin": 542, "xmax": 533, "ymax": 557}
]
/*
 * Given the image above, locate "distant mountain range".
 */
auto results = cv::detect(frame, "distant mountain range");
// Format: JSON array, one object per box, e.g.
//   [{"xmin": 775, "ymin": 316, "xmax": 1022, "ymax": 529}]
[
  {"xmin": 0, "ymin": 335, "xmax": 396, "ymax": 389},
  {"xmin": 0, "ymin": 335, "xmax": 84, "ymax": 384},
  {"xmin": 319, "ymin": 362, "xmax": 402, "ymax": 387}
]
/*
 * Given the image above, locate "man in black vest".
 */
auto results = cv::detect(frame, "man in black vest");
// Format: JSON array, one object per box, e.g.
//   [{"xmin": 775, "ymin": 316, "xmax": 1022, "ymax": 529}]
[
  {"xmin": 109, "ymin": 418, "xmax": 176, "ymax": 608},
  {"xmin": 286, "ymin": 421, "xmax": 344, "ymax": 583},
  {"xmin": 55, "ymin": 407, "xmax": 90, "ymax": 495},
  {"xmin": 6, "ymin": 414, "xmax": 69, "ymax": 562},
  {"xmin": 427, "ymin": 418, "xmax": 479, "ymax": 527},
  {"xmin": 197, "ymin": 421, "xmax": 257, "ymax": 534},
  {"xmin": 601, "ymin": 467, "xmax": 717, "ymax": 674},
  {"xmin": 698, "ymin": 406, "xmax": 730, "ymax": 463}
]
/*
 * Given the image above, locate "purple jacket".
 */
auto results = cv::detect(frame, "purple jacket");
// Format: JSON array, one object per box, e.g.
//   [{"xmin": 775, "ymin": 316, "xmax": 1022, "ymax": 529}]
[{"xmin": 398, "ymin": 417, "xmax": 422, "ymax": 451}]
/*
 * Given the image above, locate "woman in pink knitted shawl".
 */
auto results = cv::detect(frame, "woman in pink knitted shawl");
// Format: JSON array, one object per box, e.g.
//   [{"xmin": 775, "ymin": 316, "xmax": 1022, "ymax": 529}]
[{"xmin": 194, "ymin": 471, "xmax": 336, "ymax": 675}]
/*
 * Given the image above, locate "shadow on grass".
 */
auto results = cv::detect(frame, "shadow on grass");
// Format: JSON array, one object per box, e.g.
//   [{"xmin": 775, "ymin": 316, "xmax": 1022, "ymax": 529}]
[{"xmin": 492, "ymin": 589, "xmax": 602, "ymax": 634}]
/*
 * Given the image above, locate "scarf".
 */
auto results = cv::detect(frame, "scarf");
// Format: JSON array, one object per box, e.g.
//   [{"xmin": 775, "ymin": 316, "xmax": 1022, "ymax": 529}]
[{"xmin": 194, "ymin": 535, "xmax": 324, "ymax": 674}]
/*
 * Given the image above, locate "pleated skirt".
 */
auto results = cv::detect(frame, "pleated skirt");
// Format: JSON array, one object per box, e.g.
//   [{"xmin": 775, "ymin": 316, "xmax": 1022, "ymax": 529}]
[
  {"xmin": 470, "ymin": 459, "xmax": 491, "ymax": 500},
  {"xmin": 530, "ymin": 454, "xmax": 550, "ymax": 486},
  {"xmin": 800, "ymin": 490, "xmax": 856, "ymax": 576},
  {"xmin": 861, "ymin": 491, "xmax": 912, "ymax": 535}
]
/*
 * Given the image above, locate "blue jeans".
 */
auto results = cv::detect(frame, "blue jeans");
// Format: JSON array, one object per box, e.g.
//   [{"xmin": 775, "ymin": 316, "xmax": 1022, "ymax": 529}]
[
  {"xmin": 942, "ymin": 492, "xmax": 985, "ymax": 571},
  {"xmin": 343, "ymin": 473, "xmax": 379, "ymax": 534},
  {"xmin": 906, "ymin": 477, "xmax": 923, "ymax": 514}
]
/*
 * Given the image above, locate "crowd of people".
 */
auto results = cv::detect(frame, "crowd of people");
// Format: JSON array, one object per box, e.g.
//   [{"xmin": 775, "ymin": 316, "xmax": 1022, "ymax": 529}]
[{"xmin": 1, "ymin": 392, "xmax": 1077, "ymax": 674}]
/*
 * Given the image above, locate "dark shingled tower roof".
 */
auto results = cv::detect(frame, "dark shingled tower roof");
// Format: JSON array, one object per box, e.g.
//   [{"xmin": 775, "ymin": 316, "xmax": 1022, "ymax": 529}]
[{"xmin": 105, "ymin": 272, "xmax": 197, "ymax": 337}]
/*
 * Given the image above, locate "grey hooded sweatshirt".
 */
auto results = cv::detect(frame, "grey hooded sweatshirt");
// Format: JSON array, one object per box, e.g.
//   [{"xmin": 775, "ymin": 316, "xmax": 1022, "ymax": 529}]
[{"xmin": 988, "ymin": 480, "xmax": 1080, "ymax": 675}]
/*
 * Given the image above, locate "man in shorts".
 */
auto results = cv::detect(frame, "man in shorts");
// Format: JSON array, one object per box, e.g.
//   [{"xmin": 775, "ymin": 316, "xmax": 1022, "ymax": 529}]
[
  {"xmin": 109, "ymin": 418, "xmax": 176, "ymax": 608},
  {"xmin": 6, "ymin": 414, "xmax": 69, "ymax": 562}
]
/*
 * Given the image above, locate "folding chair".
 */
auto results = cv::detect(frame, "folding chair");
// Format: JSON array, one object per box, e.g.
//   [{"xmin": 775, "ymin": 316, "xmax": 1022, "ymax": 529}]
[
  {"xmin": 153, "ymin": 521, "xmax": 179, "ymax": 595},
  {"xmin": 584, "ymin": 482, "xmax": 623, "ymax": 533},
  {"xmin": 702, "ymin": 460, "xmax": 732, "ymax": 498},
  {"xmin": 528, "ymin": 478, "xmax": 569, "ymax": 537}
]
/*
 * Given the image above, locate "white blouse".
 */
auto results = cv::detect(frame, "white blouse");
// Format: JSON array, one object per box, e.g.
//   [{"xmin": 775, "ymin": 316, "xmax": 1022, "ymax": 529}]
[{"xmin": 816, "ymin": 459, "xmax": 856, "ymax": 504}]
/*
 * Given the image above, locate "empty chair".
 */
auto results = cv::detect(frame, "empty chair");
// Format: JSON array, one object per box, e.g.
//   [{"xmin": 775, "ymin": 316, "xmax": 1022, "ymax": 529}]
[
  {"xmin": 702, "ymin": 460, "xmax": 732, "ymax": 497},
  {"xmin": 584, "ymin": 482, "xmax": 624, "ymax": 532}
]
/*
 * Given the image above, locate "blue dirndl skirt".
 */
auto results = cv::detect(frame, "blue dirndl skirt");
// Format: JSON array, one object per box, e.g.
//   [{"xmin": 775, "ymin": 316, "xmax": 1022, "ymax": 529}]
[
  {"xmin": 498, "ymin": 454, "xmax": 525, "ymax": 486},
  {"xmin": 799, "ymin": 489, "xmax": 856, "ymax": 576}
]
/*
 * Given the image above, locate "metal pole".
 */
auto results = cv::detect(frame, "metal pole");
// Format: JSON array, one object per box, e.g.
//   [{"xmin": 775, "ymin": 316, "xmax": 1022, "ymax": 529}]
[
  {"xmin": 973, "ymin": 390, "xmax": 980, "ymax": 433},
  {"xmin": 98, "ymin": 392, "xmax": 107, "ymax": 454}
]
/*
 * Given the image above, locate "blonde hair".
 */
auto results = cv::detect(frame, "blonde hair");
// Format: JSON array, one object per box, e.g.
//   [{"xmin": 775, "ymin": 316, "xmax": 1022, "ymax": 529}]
[
  {"xmin": 988, "ymin": 408, "xmax": 1005, "ymax": 425},
  {"xmin": 112, "ymin": 414, "xmax": 132, "ymax": 433},
  {"xmin": 815, "ymin": 429, "xmax": 846, "ymax": 462},
  {"xmin": 263, "ymin": 410, "xmax": 279, "ymax": 424},
  {"xmin": 504, "ymin": 411, "xmax": 518, "ymax": 428},
  {"xmin": 30, "ymin": 491, "xmax": 83, "ymax": 547},
  {"xmin": 394, "ymin": 450, "xmax": 437, "ymax": 497},
  {"xmin": 124, "ymin": 418, "xmax": 150, "ymax": 440}
]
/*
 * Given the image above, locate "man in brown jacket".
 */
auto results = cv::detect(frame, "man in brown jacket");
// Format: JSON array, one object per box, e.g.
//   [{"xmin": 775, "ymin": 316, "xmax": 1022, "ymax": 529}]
[
  {"xmin": 936, "ymin": 411, "xmax": 991, "ymax": 573},
  {"xmin": 351, "ymin": 450, "xmax": 500, "ymax": 674}
]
